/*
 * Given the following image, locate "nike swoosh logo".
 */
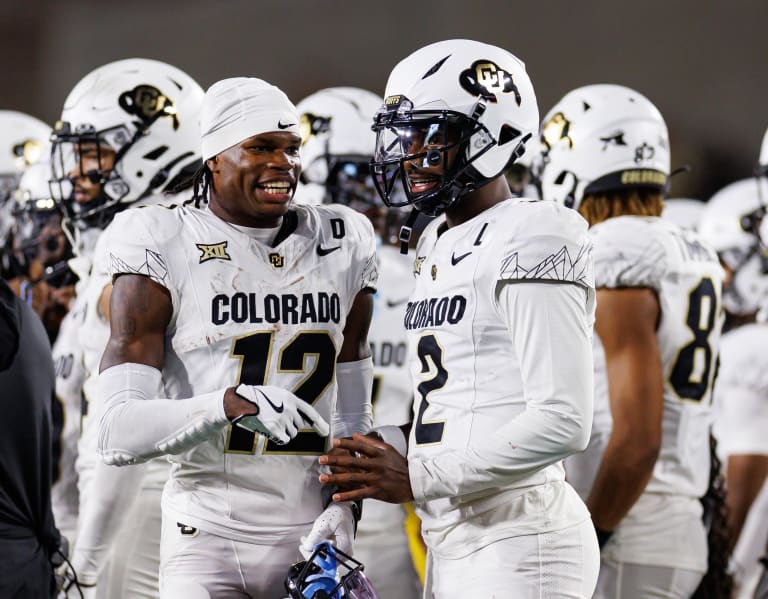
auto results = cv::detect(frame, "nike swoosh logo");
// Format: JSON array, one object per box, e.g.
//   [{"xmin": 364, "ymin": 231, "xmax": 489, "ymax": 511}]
[
  {"xmin": 277, "ymin": 121, "xmax": 295, "ymax": 130},
  {"xmin": 257, "ymin": 389, "xmax": 284, "ymax": 413},
  {"xmin": 451, "ymin": 251, "xmax": 472, "ymax": 265},
  {"xmin": 316, "ymin": 245, "xmax": 341, "ymax": 256},
  {"xmin": 386, "ymin": 298, "xmax": 409, "ymax": 308}
]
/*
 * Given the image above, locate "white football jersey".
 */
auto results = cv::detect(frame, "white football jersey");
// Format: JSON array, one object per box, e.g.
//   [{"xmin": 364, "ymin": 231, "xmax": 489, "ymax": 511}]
[
  {"xmin": 713, "ymin": 323, "xmax": 768, "ymax": 457},
  {"xmin": 589, "ymin": 216, "xmax": 724, "ymax": 498},
  {"xmin": 50, "ymin": 294, "xmax": 88, "ymax": 541},
  {"xmin": 105, "ymin": 201, "xmax": 377, "ymax": 542},
  {"xmin": 406, "ymin": 199, "xmax": 594, "ymax": 558}
]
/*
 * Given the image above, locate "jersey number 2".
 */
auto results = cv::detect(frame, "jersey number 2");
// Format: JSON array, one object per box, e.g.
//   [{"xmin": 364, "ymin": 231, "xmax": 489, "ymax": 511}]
[
  {"xmin": 225, "ymin": 331, "xmax": 335, "ymax": 454},
  {"xmin": 414, "ymin": 334, "xmax": 448, "ymax": 445}
]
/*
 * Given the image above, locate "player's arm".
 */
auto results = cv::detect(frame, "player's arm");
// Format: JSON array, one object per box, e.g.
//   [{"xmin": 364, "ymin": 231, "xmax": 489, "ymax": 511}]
[
  {"xmin": 726, "ymin": 454, "xmax": 768, "ymax": 550},
  {"xmin": 98, "ymin": 274, "xmax": 327, "ymax": 465},
  {"xmin": 322, "ymin": 280, "xmax": 595, "ymax": 503},
  {"xmin": 332, "ymin": 287, "xmax": 375, "ymax": 439},
  {"xmin": 586, "ymin": 287, "xmax": 663, "ymax": 537}
]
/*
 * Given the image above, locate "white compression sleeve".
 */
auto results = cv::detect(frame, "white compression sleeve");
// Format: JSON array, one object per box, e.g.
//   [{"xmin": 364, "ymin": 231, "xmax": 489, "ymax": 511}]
[
  {"xmin": 97, "ymin": 362, "xmax": 229, "ymax": 465},
  {"xmin": 409, "ymin": 282, "xmax": 595, "ymax": 502},
  {"xmin": 332, "ymin": 357, "xmax": 374, "ymax": 438}
]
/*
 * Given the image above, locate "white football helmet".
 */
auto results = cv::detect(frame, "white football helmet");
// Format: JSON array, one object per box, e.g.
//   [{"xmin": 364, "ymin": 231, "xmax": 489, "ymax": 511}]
[
  {"xmin": 50, "ymin": 58, "xmax": 204, "ymax": 229},
  {"xmin": 295, "ymin": 87, "xmax": 383, "ymax": 207},
  {"xmin": 0, "ymin": 110, "xmax": 50, "ymax": 202},
  {"xmin": 539, "ymin": 84, "xmax": 670, "ymax": 209},
  {"xmin": 371, "ymin": 39, "xmax": 538, "ymax": 216},
  {"xmin": 759, "ymin": 127, "xmax": 768, "ymax": 174},
  {"xmin": 699, "ymin": 178, "xmax": 768, "ymax": 316},
  {"xmin": 661, "ymin": 198, "xmax": 705, "ymax": 231}
]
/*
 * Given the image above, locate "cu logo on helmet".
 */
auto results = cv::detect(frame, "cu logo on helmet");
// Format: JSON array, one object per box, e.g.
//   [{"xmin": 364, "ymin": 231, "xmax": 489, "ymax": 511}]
[
  {"xmin": 459, "ymin": 60, "xmax": 521, "ymax": 105},
  {"xmin": 634, "ymin": 142, "xmax": 655, "ymax": 164},
  {"xmin": 118, "ymin": 84, "xmax": 179, "ymax": 130}
]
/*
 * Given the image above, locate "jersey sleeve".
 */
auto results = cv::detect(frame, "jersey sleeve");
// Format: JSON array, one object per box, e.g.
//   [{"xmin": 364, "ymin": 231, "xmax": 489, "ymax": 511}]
[
  {"xmin": 589, "ymin": 216, "xmax": 667, "ymax": 290},
  {"xmin": 322, "ymin": 204, "xmax": 378, "ymax": 294},
  {"xmin": 497, "ymin": 201, "xmax": 594, "ymax": 292},
  {"xmin": 105, "ymin": 207, "xmax": 179, "ymax": 306},
  {"xmin": 714, "ymin": 328, "xmax": 768, "ymax": 456}
]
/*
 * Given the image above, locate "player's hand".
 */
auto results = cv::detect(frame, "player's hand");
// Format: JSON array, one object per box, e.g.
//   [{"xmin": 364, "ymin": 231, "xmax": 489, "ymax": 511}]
[
  {"xmin": 225, "ymin": 385, "xmax": 329, "ymax": 445},
  {"xmin": 318, "ymin": 433, "xmax": 414, "ymax": 503},
  {"xmin": 299, "ymin": 502, "xmax": 355, "ymax": 559}
]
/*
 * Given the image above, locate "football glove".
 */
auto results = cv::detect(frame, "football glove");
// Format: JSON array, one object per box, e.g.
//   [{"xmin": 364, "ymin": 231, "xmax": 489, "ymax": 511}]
[
  {"xmin": 232, "ymin": 385, "xmax": 329, "ymax": 445},
  {"xmin": 299, "ymin": 502, "xmax": 355, "ymax": 559}
]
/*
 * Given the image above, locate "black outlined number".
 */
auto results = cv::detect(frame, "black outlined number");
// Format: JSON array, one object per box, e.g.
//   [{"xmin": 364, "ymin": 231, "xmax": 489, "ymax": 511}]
[
  {"xmin": 414, "ymin": 334, "xmax": 448, "ymax": 445},
  {"xmin": 669, "ymin": 278, "xmax": 718, "ymax": 403},
  {"xmin": 225, "ymin": 331, "xmax": 335, "ymax": 454}
]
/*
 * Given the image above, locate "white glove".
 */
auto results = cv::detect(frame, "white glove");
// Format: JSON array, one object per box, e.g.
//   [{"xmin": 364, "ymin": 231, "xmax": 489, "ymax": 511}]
[
  {"xmin": 300, "ymin": 502, "xmax": 355, "ymax": 559},
  {"xmin": 233, "ymin": 385, "xmax": 329, "ymax": 445}
]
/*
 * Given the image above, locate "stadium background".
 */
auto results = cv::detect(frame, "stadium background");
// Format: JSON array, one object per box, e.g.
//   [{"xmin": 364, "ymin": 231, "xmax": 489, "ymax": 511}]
[{"xmin": 1, "ymin": 0, "xmax": 766, "ymax": 200}]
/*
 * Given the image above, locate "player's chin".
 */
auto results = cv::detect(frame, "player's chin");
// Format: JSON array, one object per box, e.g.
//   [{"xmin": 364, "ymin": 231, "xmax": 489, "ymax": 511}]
[{"xmin": 252, "ymin": 188, "xmax": 294, "ymax": 211}]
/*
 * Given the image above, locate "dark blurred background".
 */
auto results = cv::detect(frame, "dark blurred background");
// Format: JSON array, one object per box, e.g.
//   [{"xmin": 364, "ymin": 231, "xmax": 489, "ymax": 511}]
[{"xmin": 2, "ymin": 0, "xmax": 766, "ymax": 200}]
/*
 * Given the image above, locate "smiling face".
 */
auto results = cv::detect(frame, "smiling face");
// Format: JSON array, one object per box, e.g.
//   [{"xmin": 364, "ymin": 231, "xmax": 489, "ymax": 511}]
[
  {"xmin": 68, "ymin": 141, "xmax": 117, "ymax": 205},
  {"xmin": 207, "ymin": 131, "xmax": 302, "ymax": 227}
]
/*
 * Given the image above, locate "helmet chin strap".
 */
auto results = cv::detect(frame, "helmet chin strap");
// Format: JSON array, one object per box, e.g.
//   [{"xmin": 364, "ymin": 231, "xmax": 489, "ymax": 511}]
[{"xmin": 398, "ymin": 207, "xmax": 420, "ymax": 255}]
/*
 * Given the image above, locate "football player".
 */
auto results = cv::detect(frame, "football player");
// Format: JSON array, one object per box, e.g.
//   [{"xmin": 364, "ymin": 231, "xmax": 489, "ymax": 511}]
[
  {"xmin": 295, "ymin": 86, "xmax": 423, "ymax": 598},
  {"xmin": 540, "ymin": 84, "xmax": 725, "ymax": 598},
  {"xmin": 699, "ymin": 178, "xmax": 768, "ymax": 598},
  {"xmin": 0, "ymin": 110, "xmax": 51, "ymax": 308},
  {"xmin": 97, "ymin": 76, "xmax": 377, "ymax": 598},
  {"xmin": 318, "ymin": 39, "xmax": 600, "ymax": 598},
  {"xmin": 48, "ymin": 58, "xmax": 205, "ymax": 598}
]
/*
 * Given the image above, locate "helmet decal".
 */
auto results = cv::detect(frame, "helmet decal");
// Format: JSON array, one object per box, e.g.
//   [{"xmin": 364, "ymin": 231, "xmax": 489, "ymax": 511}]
[
  {"xmin": 599, "ymin": 132, "xmax": 627, "ymax": 150},
  {"xmin": 541, "ymin": 112, "xmax": 573, "ymax": 150},
  {"xmin": 459, "ymin": 60, "xmax": 521, "ymax": 105},
  {"xmin": 299, "ymin": 112, "xmax": 331, "ymax": 146},
  {"xmin": 634, "ymin": 142, "xmax": 655, "ymax": 164},
  {"xmin": 118, "ymin": 85, "xmax": 179, "ymax": 130}
]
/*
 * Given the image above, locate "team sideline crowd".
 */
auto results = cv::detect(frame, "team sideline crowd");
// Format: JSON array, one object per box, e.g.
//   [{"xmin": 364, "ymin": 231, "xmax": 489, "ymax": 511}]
[{"xmin": 0, "ymin": 38, "xmax": 766, "ymax": 599}]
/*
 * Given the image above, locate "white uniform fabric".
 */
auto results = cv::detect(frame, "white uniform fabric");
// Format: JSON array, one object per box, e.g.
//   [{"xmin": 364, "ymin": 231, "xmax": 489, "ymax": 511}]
[
  {"xmin": 404, "ymin": 199, "xmax": 596, "ymax": 563},
  {"xmin": 714, "ymin": 324, "xmax": 768, "ymax": 457},
  {"xmin": 713, "ymin": 324, "xmax": 768, "ymax": 596},
  {"xmin": 50, "ymin": 294, "xmax": 88, "ymax": 543},
  {"xmin": 355, "ymin": 244, "xmax": 421, "ymax": 598},
  {"xmin": 104, "ymin": 202, "xmax": 377, "ymax": 548},
  {"xmin": 424, "ymin": 518, "xmax": 600, "ymax": 599},
  {"xmin": 72, "ymin": 214, "xmax": 172, "ymax": 596},
  {"xmin": 159, "ymin": 513, "xmax": 302, "ymax": 598},
  {"xmin": 575, "ymin": 215, "xmax": 724, "ymax": 574}
]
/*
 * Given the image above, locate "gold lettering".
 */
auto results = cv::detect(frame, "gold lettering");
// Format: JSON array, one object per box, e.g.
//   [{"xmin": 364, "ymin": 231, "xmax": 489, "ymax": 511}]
[
  {"xmin": 197, "ymin": 242, "xmax": 231, "ymax": 263},
  {"xmin": 475, "ymin": 63, "xmax": 500, "ymax": 90}
]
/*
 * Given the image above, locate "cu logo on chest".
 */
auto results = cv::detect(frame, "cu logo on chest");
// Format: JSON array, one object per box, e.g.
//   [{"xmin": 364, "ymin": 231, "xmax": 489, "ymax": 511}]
[{"xmin": 269, "ymin": 253, "xmax": 285, "ymax": 268}]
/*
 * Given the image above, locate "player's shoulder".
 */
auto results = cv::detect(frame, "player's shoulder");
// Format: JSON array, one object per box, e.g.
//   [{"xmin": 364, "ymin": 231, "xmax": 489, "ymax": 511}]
[
  {"xmin": 300, "ymin": 203, "xmax": 375, "ymax": 245},
  {"xmin": 109, "ymin": 202, "xmax": 187, "ymax": 245},
  {"xmin": 589, "ymin": 216, "xmax": 671, "ymax": 289},
  {"xmin": 494, "ymin": 199, "xmax": 593, "ymax": 287},
  {"xmin": 590, "ymin": 215, "xmax": 669, "ymax": 252}
]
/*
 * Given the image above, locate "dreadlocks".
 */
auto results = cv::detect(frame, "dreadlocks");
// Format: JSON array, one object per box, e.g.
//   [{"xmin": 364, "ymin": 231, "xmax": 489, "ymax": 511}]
[
  {"xmin": 191, "ymin": 162, "xmax": 213, "ymax": 208},
  {"xmin": 691, "ymin": 433, "xmax": 734, "ymax": 599}
]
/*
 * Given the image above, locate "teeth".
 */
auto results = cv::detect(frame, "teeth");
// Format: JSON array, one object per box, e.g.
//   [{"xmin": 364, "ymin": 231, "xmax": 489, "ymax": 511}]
[{"xmin": 262, "ymin": 182, "xmax": 291, "ymax": 194}]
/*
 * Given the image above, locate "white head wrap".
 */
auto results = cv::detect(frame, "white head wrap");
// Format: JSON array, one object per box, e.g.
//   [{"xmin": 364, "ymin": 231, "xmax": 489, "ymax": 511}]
[{"xmin": 200, "ymin": 77, "xmax": 300, "ymax": 160}]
